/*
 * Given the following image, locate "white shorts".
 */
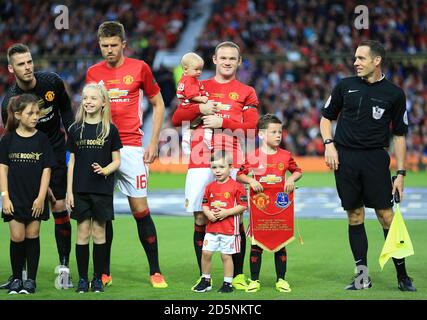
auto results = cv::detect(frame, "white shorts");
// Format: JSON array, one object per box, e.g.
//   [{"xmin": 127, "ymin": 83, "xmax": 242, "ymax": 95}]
[
  {"xmin": 115, "ymin": 146, "xmax": 149, "ymax": 198},
  {"xmin": 184, "ymin": 168, "xmax": 238, "ymax": 213},
  {"xmin": 202, "ymin": 232, "xmax": 240, "ymax": 254}
]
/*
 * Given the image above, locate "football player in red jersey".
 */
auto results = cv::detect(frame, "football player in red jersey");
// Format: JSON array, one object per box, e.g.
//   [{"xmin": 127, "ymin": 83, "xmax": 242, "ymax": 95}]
[
  {"xmin": 172, "ymin": 42, "xmax": 259, "ymax": 290},
  {"xmin": 86, "ymin": 21, "xmax": 167, "ymax": 288}
]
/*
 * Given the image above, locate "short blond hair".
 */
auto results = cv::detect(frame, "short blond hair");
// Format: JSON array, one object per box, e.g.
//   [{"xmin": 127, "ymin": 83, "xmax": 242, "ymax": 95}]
[{"xmin": 181, "ymin": 52, "xmax": 204, "ymax": 68}]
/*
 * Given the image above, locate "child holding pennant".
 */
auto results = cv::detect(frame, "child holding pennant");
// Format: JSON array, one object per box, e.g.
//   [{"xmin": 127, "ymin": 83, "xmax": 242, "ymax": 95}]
[{"xmin": 237, "ymin": 114, "xmax": 302, "ymax": 293}]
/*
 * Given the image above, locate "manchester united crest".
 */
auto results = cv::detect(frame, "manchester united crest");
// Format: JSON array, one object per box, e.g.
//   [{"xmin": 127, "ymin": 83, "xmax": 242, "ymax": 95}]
[
  {"xmin": 123, "ymin": 75, "xmax": 134, "ymax": 85},
  {"xmin": 252, "ymin": 193, "xmax": 270, "ymax": 210},
  {"xmin": 229, "ymin": 92, "xmax": 239, "ymax": 100},
  {"xmin": 224, "ymin": 192, "xmax": 230, "ymax": 199},
  {"xmin": 278, "ymin": 163, "xmax": 284, "ymax": 170},
  {"xmin": 45, "ymin": 91, "xmax": 55, "ymax": 101}
]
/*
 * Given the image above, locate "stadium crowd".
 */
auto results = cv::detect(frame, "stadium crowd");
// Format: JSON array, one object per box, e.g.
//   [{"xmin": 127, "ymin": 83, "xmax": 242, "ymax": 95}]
[
  {"xmin": 0, "ymin": 0, "xmax": 190, "ymax": 106},
  {"xmin": 0, "ymin": 0, "xmax": 426, "ymax": 159}
]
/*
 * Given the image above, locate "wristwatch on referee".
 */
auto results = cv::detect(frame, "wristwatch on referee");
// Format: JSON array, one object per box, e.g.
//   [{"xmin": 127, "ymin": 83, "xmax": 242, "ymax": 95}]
[
  {"xmin": 396, "ymin": 170, "xmax": 406, "ymax": 177},
  {"xmin": 323, "ymin": 139, "xmax": 334, "ymax": 145}
]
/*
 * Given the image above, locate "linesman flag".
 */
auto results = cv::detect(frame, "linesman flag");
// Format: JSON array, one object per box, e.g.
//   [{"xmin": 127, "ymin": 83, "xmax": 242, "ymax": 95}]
[{"xmin": 379, "ymin": 183, "xmax": 414, "ymax": 270}]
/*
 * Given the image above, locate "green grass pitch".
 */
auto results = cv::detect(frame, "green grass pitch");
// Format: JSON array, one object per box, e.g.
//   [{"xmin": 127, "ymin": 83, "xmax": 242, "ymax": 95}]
[
  {"xmin": 1, "ymin": 215, "xmax": 426, "ymax": 300},
  {"xmin": 0, "ymin": 171, "xmax": 426, "ymax": 300},
  {"xmin": 148, "ymin": 171, "xmax": 427, "ymax": 189}
]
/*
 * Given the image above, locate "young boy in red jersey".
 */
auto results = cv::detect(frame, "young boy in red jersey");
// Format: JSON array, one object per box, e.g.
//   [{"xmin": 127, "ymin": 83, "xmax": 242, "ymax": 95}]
[
  {"xmin": 193, "ymin": 151, "xmax": 247, "ymax": 293},
  {"xmin": 176, "ymin": 52, "xmax": 210, "ymax": 155},
  {"xmin": 237, "ymin": 114, "xmax": 302, "ymax": 293}
]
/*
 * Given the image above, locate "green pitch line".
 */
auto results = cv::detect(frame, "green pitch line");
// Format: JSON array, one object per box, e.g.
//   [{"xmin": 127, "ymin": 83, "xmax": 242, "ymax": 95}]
[
  {"xmin": 1, "ymin": 216, "xmax": 426, "ymax": 300},
  {"xmin": 148, "ymin": 171, "xmax": 427, "ymax": 189}
]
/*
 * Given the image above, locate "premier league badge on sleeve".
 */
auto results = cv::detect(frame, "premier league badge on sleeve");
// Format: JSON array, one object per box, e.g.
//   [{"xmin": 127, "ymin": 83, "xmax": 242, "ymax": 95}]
[{"xmin": 275, "ymin": 192, "xmax": 291, "ymax": 209}]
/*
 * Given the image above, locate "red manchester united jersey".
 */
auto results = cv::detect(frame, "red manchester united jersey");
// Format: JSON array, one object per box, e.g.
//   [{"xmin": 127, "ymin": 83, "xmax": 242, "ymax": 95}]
[
  {"xmin": 239, "ymin": 148, "xmax": 301, "ymax": 218},
  {"xmin": 239, "ymin": 148, "xmax": 302, "ymax": 189},
  {"xmin": 86, "ymin": 57, "xmax": 160, "ymax": 146},
  {"xmin": 202, "ymin": 178, "xmax": 247, "ymax": 235},
  {"xmin": 176, "ymin": 75, "xmax": 207, "ymax": 104},
  {"xmin": 189, "ymin": 79, "xmax": 259, "ymax": 169}
]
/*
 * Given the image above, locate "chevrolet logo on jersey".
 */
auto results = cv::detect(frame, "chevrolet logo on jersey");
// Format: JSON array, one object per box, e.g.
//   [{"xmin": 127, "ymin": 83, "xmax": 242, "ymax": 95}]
[
  {"xmin": 216, "ymin": 102, "xmax": 231, "ymax": 111},
  {"xmin": 37, "ymin": 99, "xmax": 45, "ymax": 108},
  {"xmin": 108, "ymin": 88, "xmax": 129, "ymax": 98},
  {"xmin": 39, "ymin": 106, "xmax": 53, "ymax": 118},
  {"xmin": 259, "ymin": 175, "xmax": 282, "ymax": 184},
  {"xmin": 211, "ymin": 200, "xmax": 227, "ymax": 208}
]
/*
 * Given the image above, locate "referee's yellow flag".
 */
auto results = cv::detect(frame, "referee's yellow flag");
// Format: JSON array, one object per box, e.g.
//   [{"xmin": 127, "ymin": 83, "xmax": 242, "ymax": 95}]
[{"xmin": 379, "ymin": 204, "xmax": 414, "ymax": 270}]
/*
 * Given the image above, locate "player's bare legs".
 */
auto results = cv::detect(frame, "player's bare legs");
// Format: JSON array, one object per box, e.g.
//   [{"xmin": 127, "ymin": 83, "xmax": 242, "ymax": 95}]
[{"xmin": 128, "ymin": 196, "xmax": 167, "ymax": 288}]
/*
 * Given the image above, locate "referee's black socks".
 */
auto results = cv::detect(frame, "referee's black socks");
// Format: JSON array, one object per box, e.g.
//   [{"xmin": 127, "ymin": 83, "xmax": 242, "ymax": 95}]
[
  {"xmin": 348, "ymin": 223, "xmax": 368, "ymax": 270},
  {"xmin": 133, "ymin": 209, "xmax": 161, "ymax": 275},
  {"xmin": 383, "ymin": 228, "xmax": 408, "ymax": 279},
  {"xmin": 53, "ymin": 210, "xmax": 72, "ymax": 266}
]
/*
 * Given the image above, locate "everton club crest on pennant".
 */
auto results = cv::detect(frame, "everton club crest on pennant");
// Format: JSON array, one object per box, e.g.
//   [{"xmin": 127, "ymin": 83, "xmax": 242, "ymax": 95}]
[{"xmin": 275, "ymin": 192, "xmax": 291, "ymax": 209}]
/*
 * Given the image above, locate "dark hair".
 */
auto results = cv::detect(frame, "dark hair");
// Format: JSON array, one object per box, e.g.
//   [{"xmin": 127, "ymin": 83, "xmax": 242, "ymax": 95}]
[
  {"xmin": 5, "ymin": 94, "xmax": 39, "ymax": 132},
  {"xmin": 214, "ymin": 41, "xmax": 241, "ymax": 57},
  {"xmin": 98, "ymin": 21, "xmax": 126, "ymax": 41},
  {"xmin": 257, "ymin": 114, "xmax": 282, "ymax": 130},
  {"xmin": 358, "ymin": 40, "xmax": 386, "ymax": 65},
  {"xmin": 7, "ymin": 43, "xmax": 30, "ymax": 64},
  {"xmin": 210, "ymin": 150, "xmax": 233, "ymax": 165}
]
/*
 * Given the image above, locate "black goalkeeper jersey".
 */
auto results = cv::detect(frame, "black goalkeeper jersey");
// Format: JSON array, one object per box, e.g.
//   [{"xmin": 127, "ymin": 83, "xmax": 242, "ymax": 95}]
[
  {"xmin": 1, "ymin": 71, "xmax": 74, "ymax": 152},
  {"xmin": 321, "ymin": 76, "xmax": 408, "ymax": 149}
]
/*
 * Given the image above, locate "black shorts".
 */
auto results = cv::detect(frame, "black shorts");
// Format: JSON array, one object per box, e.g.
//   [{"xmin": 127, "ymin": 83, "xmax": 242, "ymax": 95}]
[
  {"xmin": 50, "ymin": 151, "xmax": 67, "ymax": 201},
  {"xmin": 2, "ymin": 209, "xmax": 49, "ymax": 223},
  {"xmin": 334, "ymin": 145, "xmax": 393, "ymax": 210},
  {"xmin": 71, "ymin": 193, "xmax": 114, "ymax": 223}
]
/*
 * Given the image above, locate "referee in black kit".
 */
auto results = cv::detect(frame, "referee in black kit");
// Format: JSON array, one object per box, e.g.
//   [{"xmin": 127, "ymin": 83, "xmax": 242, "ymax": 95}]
[{"xmin": 320, "ymin": 40, "xmax": 416, "ymax": 292}]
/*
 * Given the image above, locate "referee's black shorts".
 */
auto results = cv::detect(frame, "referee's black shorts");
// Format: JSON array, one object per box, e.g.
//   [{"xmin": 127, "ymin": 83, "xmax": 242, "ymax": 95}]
[
  {"xmin": 71, "ymin": 193, "xmax": 114, "ymax": 223},
  {"xmin": 334, "ymin": 145, "xmax": 393, "ymax": 210}
]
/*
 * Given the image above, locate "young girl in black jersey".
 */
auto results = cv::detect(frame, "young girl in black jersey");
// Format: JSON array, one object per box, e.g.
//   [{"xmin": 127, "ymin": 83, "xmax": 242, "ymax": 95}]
[
  {"xmin": 0, "ymin": 94, "xmax": 56, "ymax": 294},
  {"xmin": 66, "ymin": 83, "xmax": 122, "ymax": 293}
]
